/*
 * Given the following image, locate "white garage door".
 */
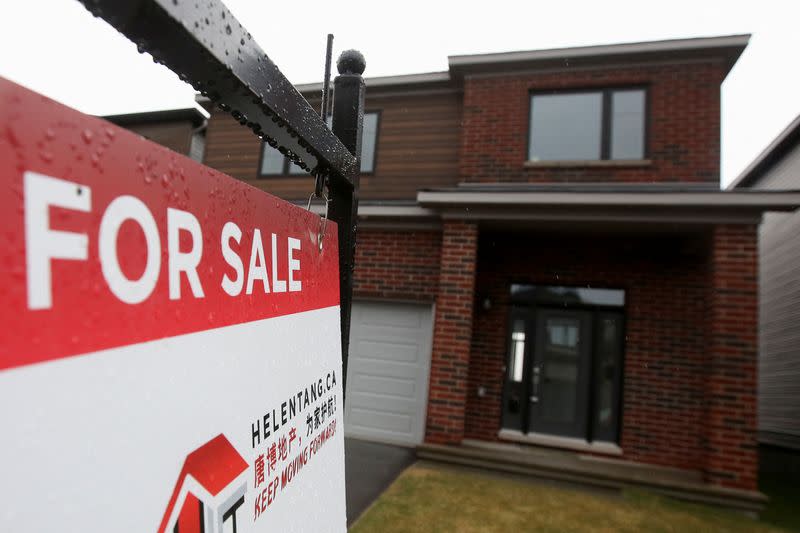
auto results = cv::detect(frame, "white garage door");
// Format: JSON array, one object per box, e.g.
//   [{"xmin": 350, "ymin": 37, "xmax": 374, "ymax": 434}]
[{"xmin": 345, "ymin": 301, "xmax": 434, "ymax": 446}]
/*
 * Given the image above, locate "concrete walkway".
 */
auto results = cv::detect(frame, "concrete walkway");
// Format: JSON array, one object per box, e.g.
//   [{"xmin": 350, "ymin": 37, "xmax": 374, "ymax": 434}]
[{"xmin": 345, "ymin": 438, "xmax": 415, "ymax": 526}]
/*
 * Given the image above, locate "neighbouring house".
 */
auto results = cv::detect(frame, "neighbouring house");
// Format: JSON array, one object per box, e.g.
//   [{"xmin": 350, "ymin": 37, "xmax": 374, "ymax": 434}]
[
  {"xmin": 729, "ymin": 114, "xmax": 800, "ymax": 454},
  {"xmin": 103, "ymin": 107, "xmax": 207, "ymax": 161},
  {"xmin": 130, "ymin": 35, "xmax": 800, "ymax": 514}
]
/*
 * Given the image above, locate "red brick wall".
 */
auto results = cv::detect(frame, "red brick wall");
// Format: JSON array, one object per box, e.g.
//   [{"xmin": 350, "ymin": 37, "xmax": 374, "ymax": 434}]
[
  {"xmin": 706, "ymin": 225, "xmax": 758, "ymax": 490},
  {"xmin": 425, "ymin": 222, "xmax": 478, "ymax": 444},
  {"xmin": 460, "ymin": 61, "xmax": 726, "ymax": 183},
  {"xmin": 353, "ymin": 229, "xmax": 441, "ymax": 301},
  {"xmin": 466, "ymin": 231, "xmax": 711, "ymax": 473}
]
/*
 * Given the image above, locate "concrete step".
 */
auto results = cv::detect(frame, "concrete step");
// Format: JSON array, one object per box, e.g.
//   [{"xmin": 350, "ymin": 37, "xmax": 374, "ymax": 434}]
[{"xmin": 417, "ymin": 443, "xmax": 767, "ymax": 515}]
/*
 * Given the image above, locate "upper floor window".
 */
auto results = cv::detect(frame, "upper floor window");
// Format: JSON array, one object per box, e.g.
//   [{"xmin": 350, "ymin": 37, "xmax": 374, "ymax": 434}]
[
  {"xmin": 259, "ymin": 111, "xmax": 379, "ymax": 176},
  {"xmin": 528, "ymin": 89, "xmax": 645, "ymax": 162}
]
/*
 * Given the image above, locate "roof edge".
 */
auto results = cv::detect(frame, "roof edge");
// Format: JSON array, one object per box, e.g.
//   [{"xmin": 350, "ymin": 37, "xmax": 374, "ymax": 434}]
[
  {"xmin": 102, "ymin": 107, "xmax": 208, "ymax": 127},
  {"xmin": 195, "ymin": 71, "xmax": 451, "ymax": 103},
  {"xmin": 448, "ymin": 34, "xmax": 750, "ymax": 69},
  {"xmin": 729, "ymin": 114, "xmax": 800, "ymax": 189}
]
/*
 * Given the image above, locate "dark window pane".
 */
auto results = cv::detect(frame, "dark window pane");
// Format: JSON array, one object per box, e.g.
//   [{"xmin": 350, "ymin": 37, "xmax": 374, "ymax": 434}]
[
  {"xmin": 510, "ymin": 284, "xmax": 625, "ymax": 307},
  {"xmin": 611, "ymin": 90, "xmax": 645, "ymax": 159},
  {"xmin": 592, "ymin": 314, "xmax": 623, "ymax": 442},
  {"xmin": 360, "ymin": 112, "xmax": 379, "ymax": 173},
  {"xmin": 540, "ymin": 318, "xmax": 581, "ymax": 424},
  {"xmin": 260, "ymin": 144, "xmax": 284, "ymax": 175},
  {"xmin": 529, "ymin": 93, "xmax": 602, "ymax": 161}
]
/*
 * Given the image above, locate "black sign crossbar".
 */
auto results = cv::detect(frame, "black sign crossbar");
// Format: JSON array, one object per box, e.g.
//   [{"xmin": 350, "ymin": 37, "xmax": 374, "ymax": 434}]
[{"xmin": 78, "ymin": 0, "xmax": 358, "ymax": 187}]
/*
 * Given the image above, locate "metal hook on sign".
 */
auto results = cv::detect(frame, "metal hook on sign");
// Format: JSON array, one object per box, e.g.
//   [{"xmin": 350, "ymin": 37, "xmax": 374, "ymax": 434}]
[
  {"xmin": 313, "ymin": 171, "xmax": 325, "ymax": 198},
  {"xmin": 306, "ymin": 191, "xmax": 329, "ymax": 251}
]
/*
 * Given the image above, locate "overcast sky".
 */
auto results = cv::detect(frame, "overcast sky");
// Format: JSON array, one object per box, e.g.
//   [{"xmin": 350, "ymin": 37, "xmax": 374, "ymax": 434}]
[{"xmin": 2, "ymin": 0, "xmax": 798, "ymax": 187}]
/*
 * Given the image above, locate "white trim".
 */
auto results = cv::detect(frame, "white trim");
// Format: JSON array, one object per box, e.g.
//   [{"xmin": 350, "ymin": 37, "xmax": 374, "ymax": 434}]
[
  {"xmin": 305, "ymin": 203, "xmax": 437, "ymax": 218},
  {"xmin": 301, "ymin": 203, "xmax": 441, "ymax": 230},
  {"xmin": 524, "ymin": 159, "xmax": 652, "ymax": 169},
  {"xmin": 498, "ymin": 428, "xmax": 623, "ymax": 456},
  {"xmin": 358, "ymin": 205, "xmax": 438, "ymax": 217},
  {"xmin": 417, "ymin": 190, "xmax": 800, "ymax": 210},
  {"xmin": 456, "ymin": 181, "xmax": 715, "ymax": 190}
]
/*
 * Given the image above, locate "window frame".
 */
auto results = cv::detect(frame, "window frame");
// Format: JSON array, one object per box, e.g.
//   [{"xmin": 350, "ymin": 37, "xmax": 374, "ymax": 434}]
[
  {"xmin": 257, "ymin": 110, "xmax": 381, "ymax": 178},
  {"xmin": 527, "ymin": 86, "xmax": 649, "ymax": 163}
]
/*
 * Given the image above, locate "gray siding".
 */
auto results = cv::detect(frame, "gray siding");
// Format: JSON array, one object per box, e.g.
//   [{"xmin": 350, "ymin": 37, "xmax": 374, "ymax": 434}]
[
  {"xmin": 755, "ymin": 142, "xmax": 800, "ymax": 189},
  {"xmin": 750, "ymin": 141, "xmax": 800, "ymax": 447}
]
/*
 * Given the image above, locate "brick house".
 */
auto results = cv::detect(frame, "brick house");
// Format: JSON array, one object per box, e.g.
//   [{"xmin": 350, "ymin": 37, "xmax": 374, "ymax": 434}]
[{"xmin": 194, "ymin": 35, "xmax": 800, "ymax": 512}]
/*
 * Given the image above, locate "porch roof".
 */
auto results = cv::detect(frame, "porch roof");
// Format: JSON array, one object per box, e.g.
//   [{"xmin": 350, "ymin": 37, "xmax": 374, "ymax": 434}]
[{"xmin": 416, "ymin": 184, "xmax": 800, "ymax": 225}]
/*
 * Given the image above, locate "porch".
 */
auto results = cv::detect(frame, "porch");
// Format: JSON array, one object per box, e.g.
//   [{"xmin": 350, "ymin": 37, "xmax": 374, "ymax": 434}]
[{"xmin": 415, "ymin": 183, "xmax": 800, "ymax": 499}]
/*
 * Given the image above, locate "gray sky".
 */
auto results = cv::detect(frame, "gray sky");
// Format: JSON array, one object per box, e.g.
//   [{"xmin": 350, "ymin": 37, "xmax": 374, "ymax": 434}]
[{"xmin": 2, "ymin": 0, "xmax": 798, "ymax": 187}]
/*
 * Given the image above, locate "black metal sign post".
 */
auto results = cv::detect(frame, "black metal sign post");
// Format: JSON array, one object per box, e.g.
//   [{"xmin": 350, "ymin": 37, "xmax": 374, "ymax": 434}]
[
  {"xmin": 76, "ymin": 0, "xmax": 364, "ymax": 403},
  {"xmin": 330, "ymin": 51, "xmax": 366, "ymax": 403}
]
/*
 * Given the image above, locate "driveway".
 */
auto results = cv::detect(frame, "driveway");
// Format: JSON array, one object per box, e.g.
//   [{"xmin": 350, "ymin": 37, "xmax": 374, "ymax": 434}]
[{"xmin": 345, "ymin": 438, "xmax": 415, "ymax": 526}]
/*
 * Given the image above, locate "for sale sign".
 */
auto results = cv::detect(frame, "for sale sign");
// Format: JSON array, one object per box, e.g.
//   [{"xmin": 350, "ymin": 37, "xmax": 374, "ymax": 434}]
[{"xmin": 0, "ymin": 78, "xmax": 346, "ymax": 532}]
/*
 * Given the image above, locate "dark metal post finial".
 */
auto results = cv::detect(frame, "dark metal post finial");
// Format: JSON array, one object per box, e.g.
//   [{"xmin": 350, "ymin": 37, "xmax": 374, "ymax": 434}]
[{"xmin": 336, "ymin": 50, "xmax": 366, "ymax": 76}]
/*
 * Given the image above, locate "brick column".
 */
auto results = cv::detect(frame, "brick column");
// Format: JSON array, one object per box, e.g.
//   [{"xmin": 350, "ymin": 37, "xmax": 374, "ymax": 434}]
[
  {"xmin": 706, "ymin": 224, "xmax": 759, "ymax": 490},
  {"xmin": 425, "ymin": 221, "xmax": 478, "ymax": 444}
]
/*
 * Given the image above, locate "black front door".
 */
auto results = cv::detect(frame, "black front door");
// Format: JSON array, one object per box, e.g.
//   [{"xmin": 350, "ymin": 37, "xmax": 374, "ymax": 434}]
[
  {"xmin": 527, "ymin": 309, "xmax": 592, "ymax": 439},
  {"xmin": 501, "ymin": 298, "xmax": 624, "ymax": 443}
]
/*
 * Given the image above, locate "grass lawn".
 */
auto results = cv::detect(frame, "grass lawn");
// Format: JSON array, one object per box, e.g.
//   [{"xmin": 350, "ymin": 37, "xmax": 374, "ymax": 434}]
[{"xmin": 350, "ymin": 464, "xmax": 789, "ymax": 533}]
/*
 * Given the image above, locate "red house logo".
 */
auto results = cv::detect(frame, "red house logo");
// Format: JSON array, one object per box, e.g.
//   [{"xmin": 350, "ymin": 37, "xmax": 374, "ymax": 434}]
[{"xmin": 158, "ymin": 434, "xmax": 248, "ymax": 533}]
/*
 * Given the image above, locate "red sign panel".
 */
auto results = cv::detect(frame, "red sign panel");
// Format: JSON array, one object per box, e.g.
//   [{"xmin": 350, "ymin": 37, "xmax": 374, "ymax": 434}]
[{"xmin": 0, "ymin": 78, "xmax": 339, "ymax": 370}]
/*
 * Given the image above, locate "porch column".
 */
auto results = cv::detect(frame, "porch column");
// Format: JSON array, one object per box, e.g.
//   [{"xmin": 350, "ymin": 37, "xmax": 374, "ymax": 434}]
[
  {"xmin": 706, "ymin": 224, "xmax": 759, "ymax": 490},
  {"xmin": 425, "ymin": 221, "xmax": 478, "ymax": 444}
]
